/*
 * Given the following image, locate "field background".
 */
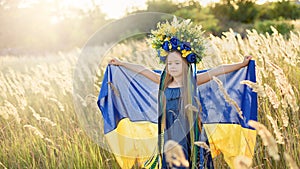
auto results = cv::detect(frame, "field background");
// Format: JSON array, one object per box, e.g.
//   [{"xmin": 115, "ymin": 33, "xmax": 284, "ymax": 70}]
[{"xmin": 0, "ymin": 28, "xmax": 299, "ymax": 169}]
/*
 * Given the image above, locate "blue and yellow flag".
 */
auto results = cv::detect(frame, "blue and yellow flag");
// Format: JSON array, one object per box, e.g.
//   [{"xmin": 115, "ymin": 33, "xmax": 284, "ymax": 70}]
[
  {"xmin": 97, "ymin": 61, "xmax": 257, "ymax": 169},
  {"xmin": 198, "ymin": 61, "xmax": 257, "ymax": 168}
]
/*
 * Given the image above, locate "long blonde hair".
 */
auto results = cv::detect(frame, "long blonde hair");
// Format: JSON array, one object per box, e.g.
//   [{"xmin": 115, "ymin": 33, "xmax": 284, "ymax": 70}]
[
  {"xmin": 157, "ymin": 51, "xmax": 199, "ymax": 167},
  {"xmin": 161, "ymin": 50, "xmax": 197, "ymax": 130},
  {"xmin": 159, "ymin": 50, "xmax": 199, "ymax": 164}
]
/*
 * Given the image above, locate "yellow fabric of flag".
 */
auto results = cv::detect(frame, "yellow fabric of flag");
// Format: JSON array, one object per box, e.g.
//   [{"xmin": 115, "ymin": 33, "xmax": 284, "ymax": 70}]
[
  {"xmin": 204, "ymin": 124, "xmax": 256, "ymax": 169},
  {"xmin": 105, "ymin": 118, "xmax": 158, "ymax": 169}
]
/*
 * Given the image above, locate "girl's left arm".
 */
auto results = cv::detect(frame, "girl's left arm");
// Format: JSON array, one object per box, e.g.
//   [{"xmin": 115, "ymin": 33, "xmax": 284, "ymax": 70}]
[{"xmin": 197, "ymin": 56, "xmax": 252, "ymax": 85}]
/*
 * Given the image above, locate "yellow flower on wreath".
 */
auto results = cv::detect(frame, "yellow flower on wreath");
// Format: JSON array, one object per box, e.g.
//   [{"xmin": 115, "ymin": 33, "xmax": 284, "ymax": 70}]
[{"xmin": 182, "ymin": 50, "xmax": 192, "ymax": 58}]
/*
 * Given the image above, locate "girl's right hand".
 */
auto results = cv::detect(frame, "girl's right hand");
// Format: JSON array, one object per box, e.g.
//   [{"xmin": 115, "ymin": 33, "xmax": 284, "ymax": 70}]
[{"xmin": 109, "ymin": 58, "xmax": 123, "ymax": 66}]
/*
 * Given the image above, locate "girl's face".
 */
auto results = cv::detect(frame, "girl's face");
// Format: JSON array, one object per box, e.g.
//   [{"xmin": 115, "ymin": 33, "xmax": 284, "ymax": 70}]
[{"xmin": 167, "ymin": 52, "xmax": 183, "ymax": 78}]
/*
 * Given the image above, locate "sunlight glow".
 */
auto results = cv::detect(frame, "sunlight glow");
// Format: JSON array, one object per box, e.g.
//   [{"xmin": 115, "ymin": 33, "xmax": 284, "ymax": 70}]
[
  {"xmin": 256, "ymin": 0, "xmax": 279, "ymax": 4},
  {"xmin": 58, "ymin": 0, "xmax": 94, "ymax": 12},
  {"xmin": 98, "ymin": 0, "xmax": 147, "ymax": 19}
]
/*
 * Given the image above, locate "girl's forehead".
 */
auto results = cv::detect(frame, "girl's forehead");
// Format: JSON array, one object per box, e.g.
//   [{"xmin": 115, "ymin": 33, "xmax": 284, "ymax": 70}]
[{"xmin": 168, "ymin": 52, "xmax": 182, "ymax": 61}]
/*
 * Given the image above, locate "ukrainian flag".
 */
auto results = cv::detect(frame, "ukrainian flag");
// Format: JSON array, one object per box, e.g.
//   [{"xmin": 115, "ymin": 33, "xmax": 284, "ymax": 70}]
[
  {"xmin": 197, "ymin": 61, "xmax": 257, "ymax": 168},
  {"xmin": 97, "ymin": 61, "xmax": 257, "ymax": 169}
]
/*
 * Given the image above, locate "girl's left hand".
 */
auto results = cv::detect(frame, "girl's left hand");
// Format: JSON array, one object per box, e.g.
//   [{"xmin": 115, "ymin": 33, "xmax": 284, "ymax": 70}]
[{"xmin": 242, "ymin": 55, "xmax": 253, "ymax": 67}]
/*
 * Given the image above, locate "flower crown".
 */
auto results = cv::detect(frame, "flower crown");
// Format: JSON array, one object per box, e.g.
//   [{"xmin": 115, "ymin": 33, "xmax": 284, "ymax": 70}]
[{"xmin": 150, "ymin": 17, "xmax": 205, "ymax": 64}]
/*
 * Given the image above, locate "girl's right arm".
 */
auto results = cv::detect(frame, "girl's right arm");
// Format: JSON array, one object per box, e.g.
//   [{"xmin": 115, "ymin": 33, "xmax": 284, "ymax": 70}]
[{"xmin": 109, "ymin": 58, "xmax": 160, "ymax": 84}]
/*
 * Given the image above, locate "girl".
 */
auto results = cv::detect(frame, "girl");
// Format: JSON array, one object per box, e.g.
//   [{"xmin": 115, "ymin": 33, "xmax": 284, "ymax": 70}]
[{"xmin": 99, "ymin": 17, "xmax": 257, "ymax": 169}]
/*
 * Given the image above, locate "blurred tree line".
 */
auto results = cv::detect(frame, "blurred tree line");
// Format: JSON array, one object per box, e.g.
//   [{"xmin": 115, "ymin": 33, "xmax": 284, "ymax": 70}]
[
  {"xmin": 140, "ymin": 0, "xmax": 300, "ymax": 36},
  {"xmin": 0, "ymin": 0, "xmax": 299, "ymax": 55}
]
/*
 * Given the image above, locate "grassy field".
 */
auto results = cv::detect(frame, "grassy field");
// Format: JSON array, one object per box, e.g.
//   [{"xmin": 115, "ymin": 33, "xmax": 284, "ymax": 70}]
[{"xmin": 0, "ymin": 28, "xmax": 299, "ymax": 169}]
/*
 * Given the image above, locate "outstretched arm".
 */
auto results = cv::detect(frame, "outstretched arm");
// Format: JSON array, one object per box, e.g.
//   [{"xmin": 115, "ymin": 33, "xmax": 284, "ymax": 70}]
[
  {"xmin": 109, "ymin": 58, "xmax": 161, "ymax": 84},
  {"xmin": 197, "ymin": 56, "xmax": 252, "ymax": 85}
]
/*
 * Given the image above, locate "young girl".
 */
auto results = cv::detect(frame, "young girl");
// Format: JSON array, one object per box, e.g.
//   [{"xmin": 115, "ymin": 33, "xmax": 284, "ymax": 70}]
[{"xmin": 99, "ymin": 17, "xmax": 257, "ymax": 169}]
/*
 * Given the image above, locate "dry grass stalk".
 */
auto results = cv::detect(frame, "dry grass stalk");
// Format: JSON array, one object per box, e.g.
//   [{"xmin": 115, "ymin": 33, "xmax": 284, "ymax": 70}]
[
  {"xmin": 185, "ymin": 104, "xmax": 198, "ymax": 112},
  {"xmin": 201, "ymin": 40, "xmax": 222, "ymax": 68},
  {"xmin": 268, "ymin": 61, "xmax": 299, "ymax": 112},
  {"xmin": 281, "ymin": 112, "xmax": 289, "ymax": 128},
  {"xmin": 85, "ymin": 94, "xmax": 99, "ymax": 110},
  {"xmin": 107, "ymin": 82, "xmax": 120, "ymax": 97},
  {"xmin": 248, "ymin": 120, "xmax": 280, "ymax": 160},
  {"xmin": 240, "ymin": 80, "xmax": 266, "ymax": 97},
  {"xmin": 29, "ymin": 106, "xmax": 41, "ymax": 120},
  {"xmin": 44, "ymin": 138, "xmax": 55, "ymax": 145},
  {"xmin": 3, "ymin": 100, "xmax": 21, "ymax": 124},
  {"xmin": 76, "ymin": 94, "xmax": 87, "ymax": 107},
  {"xmin": 246, "ymin": 29, "xmax": 260, "ymax": 51},
  {"xmin": 233, "ymin": 155, "xmax": 252, "ymax": 169},
  {"xmin": 85, "ymin": 94, "xmax": 98, "ymax": 102},
  {"xmin": 23, "ymin": 125, "xmax": 44, "ymax": 139},
  {"xmin": 194, "ymin": 96, "xmax": 202, "ymax": 132},
  {"xmin": 194, "ymin": 96, "xmax": 202, "ymax": 113},
  {"xmin": 29, "ymin": 106, "xmax": 57, "ymax": 127},
  {"xmin": 264, "ymin": 84, "xmax": 280, "ymax": 109},
  {"xmin": 0, "ymin": 161, "xmax": 7, "ymax": 169},
  {"xmin": 49, "ymin": 98, "xmax": 65, "ymax": 112},
  {"xmin": 164, "ymin": 140, "xmax": 189, "ymax": 168},
  {"xmin": 284, "ymin": 152, "xmax": 299, "ymax": 169},
  {"xmin": 266, "ymin": 115, "xmax": 284, "ymax": 144},
  {"xmin": 254, "ymin": 68, "xmax": 263, "ymax": 85},
  {"xmin": 40, "ymin": 117, "xmax": 57, "ymax": 127},
  {"xmin": 0, "ymin": 106, "xmax": 9, "ymax": 120},
  {"xmin": 194, "ymin": 141, "xmax": 210, "ymax": 151},
  {"xmin": 213, "ymin": 76, "xmax": 243, "ymax": 119}
]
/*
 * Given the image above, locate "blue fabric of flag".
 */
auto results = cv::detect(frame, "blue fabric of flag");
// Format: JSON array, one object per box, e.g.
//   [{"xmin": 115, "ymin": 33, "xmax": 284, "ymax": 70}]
[{"xmin": 97, "ymin": 61, "xmax": 257, "ymax": 134}]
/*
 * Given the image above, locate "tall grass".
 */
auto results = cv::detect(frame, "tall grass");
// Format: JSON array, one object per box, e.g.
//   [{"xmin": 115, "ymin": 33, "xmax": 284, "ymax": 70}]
[{"xmin": 0, "ymin": 28, "xmax": 299, "ymax": 168}]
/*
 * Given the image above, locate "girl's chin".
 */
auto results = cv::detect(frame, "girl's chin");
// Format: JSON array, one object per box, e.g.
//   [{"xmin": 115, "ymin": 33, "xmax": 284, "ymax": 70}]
[{"xmin": 170, "ymin": 72, "xmax": 179, "ymax": 75}]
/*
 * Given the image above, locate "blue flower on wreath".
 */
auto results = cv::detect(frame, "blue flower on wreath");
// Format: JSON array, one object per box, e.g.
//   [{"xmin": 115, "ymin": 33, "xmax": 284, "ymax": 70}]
[
  {"xmin": 162, "ymin": 41, "xmax": 170, "ymax": 51},
  {"xmin": 170, "ymin": 37, "xmax": 180, "ymax": 50},
  {"xmin": 180, "ymin": 42, "xmax": 191, "ymax": 51},
  {"xmin": 186, "ymin": 53, "xmax": 197, "ymax": 63}
]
